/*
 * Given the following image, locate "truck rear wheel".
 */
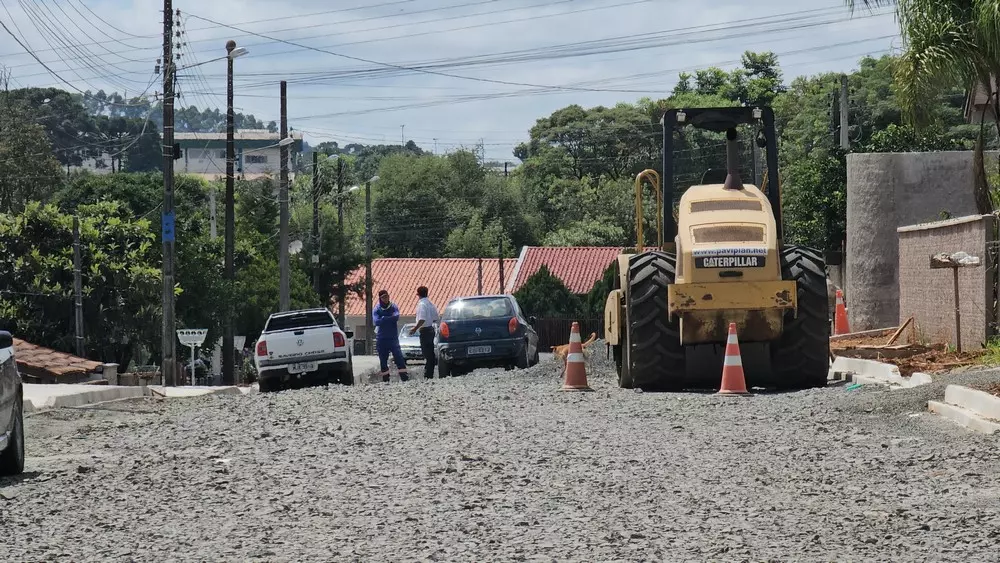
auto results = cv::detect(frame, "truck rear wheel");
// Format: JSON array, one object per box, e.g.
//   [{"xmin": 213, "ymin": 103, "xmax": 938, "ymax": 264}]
[
  {"xmin": 771, "ymin": 245, "xmax": 830, "ymax": 389},
  {"xmin": 624, "ymin": 250, "xmax": 685, "ymax": 391}
]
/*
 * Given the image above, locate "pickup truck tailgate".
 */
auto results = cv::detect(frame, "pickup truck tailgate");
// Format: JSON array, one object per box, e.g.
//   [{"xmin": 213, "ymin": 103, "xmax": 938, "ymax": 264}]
[{"xmin": 265, "ymin": 328, "xmax": 336, "ymax": 363}]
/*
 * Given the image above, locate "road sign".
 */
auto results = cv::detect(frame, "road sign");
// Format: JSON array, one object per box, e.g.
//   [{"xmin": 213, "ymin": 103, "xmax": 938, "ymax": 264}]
[
  {"xmin": 177, "ymin": 329, "xmax": 208, "ymax": 387},
  {"xmin": 177, "ymin": 329, "xmax": 208, "ymax": 347}
]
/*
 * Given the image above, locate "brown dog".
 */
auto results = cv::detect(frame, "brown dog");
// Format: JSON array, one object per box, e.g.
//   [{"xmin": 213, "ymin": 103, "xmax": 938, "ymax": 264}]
[{"xmin": 551, "ymin": 332, "xmax": 597, "ymax": 364}]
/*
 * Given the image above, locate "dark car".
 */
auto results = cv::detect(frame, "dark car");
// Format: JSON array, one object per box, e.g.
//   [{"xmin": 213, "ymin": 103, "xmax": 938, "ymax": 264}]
[
  {"xmin": 436, "ymin": 295, "xmax": 540, "ymax": 376},
  {"xmin": 0, "ymin": 330, "xmax": 25, "ymax": 476}
]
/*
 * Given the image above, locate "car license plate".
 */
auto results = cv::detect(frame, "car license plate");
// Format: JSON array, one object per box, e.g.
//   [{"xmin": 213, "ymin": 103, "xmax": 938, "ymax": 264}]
[
  {"xmin": 467, "ymin": 346, "xmax": 492, "ymax": 355},
  {"xmin": 288, "ymin": 362, "xmax": 317, "ymax": 374}
]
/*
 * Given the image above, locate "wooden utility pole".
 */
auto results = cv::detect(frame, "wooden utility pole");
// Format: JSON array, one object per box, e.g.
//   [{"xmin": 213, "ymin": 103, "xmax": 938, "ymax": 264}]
[
  {"xmin": 839, "ymin": 74, "xmax": 849, "ymax": 150},
  {"xmin": 336, "ymin": 157, "xmax": 345, "ymax": 326},
  {"xmin": 161, "ymin": 0, "xmax": 177, "ymax": 386},
  {"xmin": 498, "ymin": 238, "xmax": 505, "ymax": 294},
  {"xmin": 312, "ymin": 151, "xmax": 320, "ymax": 297},
  {"xmin": 364, "ymin": 180, "xmax": 373, "ymax": 355},
  {"xmin": 73, "ymin": 215, "xmax": 85, "ymax": 358},
  {"xmin": 278, "ymin": 80, "xmax": 290, "ymax": 311},
  {"xmin": 477, "ymin": 258, "xmax": 483, "ymax": 295}
]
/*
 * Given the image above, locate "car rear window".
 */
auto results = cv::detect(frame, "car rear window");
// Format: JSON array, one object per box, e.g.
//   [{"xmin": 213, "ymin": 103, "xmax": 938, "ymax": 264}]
[
  {"xmin": 443, "ymin": 297, "xmax": 512, "ymax": 320},
  {"xmin": 265, "ymin": 311, "xmax": 334, "ymax": 332}
]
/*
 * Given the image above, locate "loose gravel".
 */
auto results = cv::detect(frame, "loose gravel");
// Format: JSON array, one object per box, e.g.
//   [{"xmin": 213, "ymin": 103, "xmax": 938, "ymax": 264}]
[{"xmin": 4, "ymin": 346, "xmax": 1000, "ymax": 561}]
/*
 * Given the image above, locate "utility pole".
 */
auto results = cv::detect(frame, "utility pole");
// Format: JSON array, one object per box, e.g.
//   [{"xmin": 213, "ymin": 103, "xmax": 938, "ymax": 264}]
[
  {"xmin": 279, "ymin": 80, "xmax": 290, "ymax": 311},
  {"xmin": 839, "ymin": 74, "xmax": 850, "ymax": 150},
  {"xmin": 504, "ymin": 162, "xmax": 508, "ymax": 178},
  {"xmin": 223, "ymin": 39, "xmax": 237, "ymax": 386},
  {"xmin": 400, "ymin": 125, "xmax": 405, "ymax": 146},
  {"xmin": 336, "ymin": 157, "xmax": 345, "ymax": 326},
  {"xmin": 364, "ymin": 179, "xmax": 373, "ymax": 355},
  {"xmin": 477, "ymin": 258, "xmax": 483, "ymax": 295},
  {"xmin": 161, "ymin": 0, "xmax": 177, "ymax": 386},
  {"xmin": 312, "ymin": 151, "xmax": 320, "ymax": 297},
  {"xmin": 73, "ymin": 215, "xmax": 85, "ymax": 358},
  {"xmin": 433, "ymin": 138, "xmax": 437, "ymax": 154},
  {"xmin": 498, "ymin": 237, "xmax": 505, "ymax": 294}
]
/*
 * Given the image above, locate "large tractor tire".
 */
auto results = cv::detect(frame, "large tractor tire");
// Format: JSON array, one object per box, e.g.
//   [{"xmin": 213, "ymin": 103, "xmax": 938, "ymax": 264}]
[
  {"xmin": 624, "ymin": 250, "xmax": 686, "ymax": 391},
  {"xmin": 771, "ymin": 245, "xmax": 830, "ymax": 389}
]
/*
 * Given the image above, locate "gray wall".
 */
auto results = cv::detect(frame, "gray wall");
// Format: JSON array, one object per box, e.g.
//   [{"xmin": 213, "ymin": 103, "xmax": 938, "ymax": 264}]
[{"xmin": 846, "ymin": 151, "xmax": 988, "ymax": 331}]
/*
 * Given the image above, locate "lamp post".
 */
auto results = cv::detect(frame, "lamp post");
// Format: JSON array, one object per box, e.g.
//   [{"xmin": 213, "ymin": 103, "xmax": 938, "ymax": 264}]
[{"xmin": 222, "ymin": 39, "xmax": 248, "ymax": 386}]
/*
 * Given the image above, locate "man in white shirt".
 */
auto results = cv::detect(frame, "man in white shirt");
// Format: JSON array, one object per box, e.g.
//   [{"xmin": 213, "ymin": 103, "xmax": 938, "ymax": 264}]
[{"xmin": 409, "ymin": 285, "xmax": 440, "ymax": 379}]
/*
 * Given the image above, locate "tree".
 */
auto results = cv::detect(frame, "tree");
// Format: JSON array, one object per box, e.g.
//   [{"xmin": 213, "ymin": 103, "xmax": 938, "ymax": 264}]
[
  {"xmin": 369, "ymin": 154, "xmax": 452, "ymax": 257},
  {"xmin": 0, "ymin": 101, "xmax": 64, "ymax": 213},
  {"xmin": 445, "ymin": 213, "xmax": 512, "ymax": 258},
  {"xmin": 512, "ymin": 265, "xmax": 583, "ymax": 318},
  {"xmin": 0, "ymin": 201, "xmax": 159, "ymax": 369}
]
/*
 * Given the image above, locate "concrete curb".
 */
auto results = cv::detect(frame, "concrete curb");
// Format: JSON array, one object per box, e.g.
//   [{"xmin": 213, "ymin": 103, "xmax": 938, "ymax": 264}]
[
  {"xmin": 31, "ymin": 386, "xmax": 146, "ymax": 410},
  {"xmin": 829, "ymin": 356, "xmax": 931, "ymax": 389},
  {"xmin": 145, "ymin": 386, "xmax": 242, "ymax": 398},
  {"xmin": 22, "ymin": 399, "xmax": 35, "ymax": 415},
  {"xmin": 928, "ymin": 384, "xmax": 1000, "ymax": 434}
]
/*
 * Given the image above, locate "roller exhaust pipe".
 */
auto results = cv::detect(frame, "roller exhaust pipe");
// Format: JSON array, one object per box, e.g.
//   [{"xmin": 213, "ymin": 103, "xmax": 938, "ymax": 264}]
[{"xmin": 723, "ymin": 127, "xmax": 743, "ymax": 190}]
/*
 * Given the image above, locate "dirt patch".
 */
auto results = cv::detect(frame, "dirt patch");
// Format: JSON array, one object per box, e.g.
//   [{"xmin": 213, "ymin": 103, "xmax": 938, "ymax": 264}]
[
  {"xmin": 974, "ymin": 382, "xmax": 1000, "ymax": 398},
  {"xmin": 832, "ymin": 335, "xmax": 984, "ymax": 377}
]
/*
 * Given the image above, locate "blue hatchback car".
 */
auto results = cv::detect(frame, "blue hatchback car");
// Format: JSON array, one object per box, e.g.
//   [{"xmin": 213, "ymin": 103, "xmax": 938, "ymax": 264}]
[{"xmin": 436, "ymin": 295, "xmax": 540, "ymax": 377}]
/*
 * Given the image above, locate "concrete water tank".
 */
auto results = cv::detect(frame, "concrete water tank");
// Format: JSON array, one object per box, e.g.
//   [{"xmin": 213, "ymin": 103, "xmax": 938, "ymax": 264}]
[{"xmin": 846, "ymin": 151, "xmax": 982, "ymax": 331}]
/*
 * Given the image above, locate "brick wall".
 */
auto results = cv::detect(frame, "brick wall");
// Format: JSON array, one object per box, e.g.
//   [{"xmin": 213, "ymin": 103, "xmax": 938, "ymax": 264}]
[{"xmin": 897, "ymin": 215, "xmax": 997, "ymax": 349}]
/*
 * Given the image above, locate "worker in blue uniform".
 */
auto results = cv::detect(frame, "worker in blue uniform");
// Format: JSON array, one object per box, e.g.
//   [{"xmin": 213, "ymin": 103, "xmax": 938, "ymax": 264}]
[{"xmin": 372, "ymin": 289, "xmax": 409, "ymax": 383}]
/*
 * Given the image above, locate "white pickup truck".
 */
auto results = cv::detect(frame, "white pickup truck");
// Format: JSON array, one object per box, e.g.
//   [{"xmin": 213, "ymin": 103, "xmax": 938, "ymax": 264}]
[{"xmin": 253, "ymin": 308, "xmax": 354, "ymax": 392}]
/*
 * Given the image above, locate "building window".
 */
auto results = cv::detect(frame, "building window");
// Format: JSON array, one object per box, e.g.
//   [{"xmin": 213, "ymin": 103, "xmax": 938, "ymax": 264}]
[{"xmin": 246, "ymin": 155, "xmax": 267, "ymax": 164}]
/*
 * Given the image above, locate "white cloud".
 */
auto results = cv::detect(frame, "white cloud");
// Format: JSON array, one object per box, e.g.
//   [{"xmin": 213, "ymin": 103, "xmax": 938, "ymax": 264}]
[{"xmin": 0, "ymin": 0, "xmax": 899, "ymax": 160}]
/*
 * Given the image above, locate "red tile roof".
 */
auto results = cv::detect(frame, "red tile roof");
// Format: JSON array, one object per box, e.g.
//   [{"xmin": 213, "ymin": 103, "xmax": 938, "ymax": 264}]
[
  {"xmin": 507, "ymin": 246, "xmax": 623, "ymax": 294},
  {"xmin": 344, "ymin": 258, "xmax": 518, "ymax": 317},
  {"xmin": 12, "ymin": 338, "xmax": 104, "ymax": 379}
]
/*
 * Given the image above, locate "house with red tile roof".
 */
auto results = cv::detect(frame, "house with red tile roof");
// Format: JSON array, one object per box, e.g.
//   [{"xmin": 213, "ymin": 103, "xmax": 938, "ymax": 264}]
[
  {"xmin": 506, "ymin": 246, "xmax": 623, "ymax": 295},
  {"xmin": 343, "ymin": 258, "xmax": 517, "ymax": 345},
  {"xmin": 12, "ymin": 338, "xmax": 117, "ymax": 384}
]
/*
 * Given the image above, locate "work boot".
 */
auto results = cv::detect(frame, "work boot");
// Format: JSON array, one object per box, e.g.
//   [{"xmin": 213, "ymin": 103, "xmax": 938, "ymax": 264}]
[
  {"xmin": 399, "ymin": 373, "xmax": 409, "ymax": 382},
  {"xmin": 382, "ymin": 373, "xmax": 390, "ymax": 383}
]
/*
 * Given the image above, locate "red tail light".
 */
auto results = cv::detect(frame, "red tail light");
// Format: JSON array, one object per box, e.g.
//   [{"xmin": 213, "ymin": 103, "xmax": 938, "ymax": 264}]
[
  {"xmin": 439, "ymin": 322, "xmax": 450, "ymax": 338},
  {"xmin": 508, "ymin": 317, "xmax": 518, "ymax": 334},
  {"xmin": 256, "ymin": 340, "xmax": 268, "ymax": 356},
  {"xmin": 333, "ymin": 332, "xmax": 345, "ymax": 348}
]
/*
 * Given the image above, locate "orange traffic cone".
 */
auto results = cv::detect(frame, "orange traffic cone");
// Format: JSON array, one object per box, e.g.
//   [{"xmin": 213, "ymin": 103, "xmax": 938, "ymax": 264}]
[
  {"xmin": 561, "ymin": 322, "xmax": 593, "ymax": 392},
  {"xmin": 834, "ymin": 289, "xmax": 850, "ymax": 335},
  {"xmin": 718, "ymin": 322, "xmax": 749, "ymax": 395}
]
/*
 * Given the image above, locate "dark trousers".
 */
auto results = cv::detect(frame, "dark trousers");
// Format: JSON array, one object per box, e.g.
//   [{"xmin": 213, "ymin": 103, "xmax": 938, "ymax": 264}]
[{"xmin": 419, "ymin": 326, "xmax": 437, "ymax": 378}]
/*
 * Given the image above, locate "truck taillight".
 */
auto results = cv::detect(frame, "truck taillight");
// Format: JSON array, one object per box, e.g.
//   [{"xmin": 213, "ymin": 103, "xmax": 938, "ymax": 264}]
[
  {"xmin": 333, "ymin": 332, "xmax": 345, "ymax": 348},
  {"xmin": 439, "ymin": 322, "xmax": 449, "ymax": 338},
  {"xmin": 256, "ymin": 340, "xmax": 268, "ymax": 356},
  {"xmin": 508, "ymin": 317, "xmax": 518, "ymax": 334}
]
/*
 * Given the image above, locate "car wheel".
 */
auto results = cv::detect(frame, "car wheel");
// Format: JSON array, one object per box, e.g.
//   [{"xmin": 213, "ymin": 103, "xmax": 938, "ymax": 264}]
[
  {"xmin": 438, "ymin": 355, "xmax": 451, "ymax": 377},
  {"xmin": 259, "ymin": 377, "xmax": 281, "ymax": 393},
  {"xmin": 0, "ymin": 395, "xmax": 25, "ymax": 476},
  {"xmin": 515, "ymin": 341, "xmax": 530, "ymax": 369},
  {"xmin": 340, "ymin": 362, "xmax": 355, "ymax": 386}
]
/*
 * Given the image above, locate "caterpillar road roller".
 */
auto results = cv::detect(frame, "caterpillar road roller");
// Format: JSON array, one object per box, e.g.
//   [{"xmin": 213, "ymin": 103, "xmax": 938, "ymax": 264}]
[{"xmin": 604, "ymin": 106, "xmax": 830, "ymax": 391}]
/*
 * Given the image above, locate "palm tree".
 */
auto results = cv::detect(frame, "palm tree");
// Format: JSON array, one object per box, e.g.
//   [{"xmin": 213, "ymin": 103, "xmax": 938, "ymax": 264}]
[{"xmin": 846, "ymin": 0, "xmax": 1000, "ymax": 213}]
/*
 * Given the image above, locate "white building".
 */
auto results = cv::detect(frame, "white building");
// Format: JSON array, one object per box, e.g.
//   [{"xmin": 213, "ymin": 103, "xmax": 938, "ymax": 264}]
[{"xmin": 174, "ymin": 129, "xmax": 304, "ymax": 181}]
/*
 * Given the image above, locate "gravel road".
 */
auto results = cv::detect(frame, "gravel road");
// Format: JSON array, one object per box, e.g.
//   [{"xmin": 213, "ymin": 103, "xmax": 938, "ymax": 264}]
[{"xmin": 4, "ymin": 346, "xmax": 1000, "ymax": 561}]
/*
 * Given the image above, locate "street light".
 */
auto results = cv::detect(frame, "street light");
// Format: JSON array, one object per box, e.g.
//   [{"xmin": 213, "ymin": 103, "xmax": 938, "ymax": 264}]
[{"xmin": 222, "ymin": 39, "xmax": 246, "ymax": 387}]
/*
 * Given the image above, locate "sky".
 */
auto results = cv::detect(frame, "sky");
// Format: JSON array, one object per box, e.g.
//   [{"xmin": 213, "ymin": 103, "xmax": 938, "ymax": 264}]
[{"xmin": 0, "ymin": 0, "xmax": 899, "ymax": 162}]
